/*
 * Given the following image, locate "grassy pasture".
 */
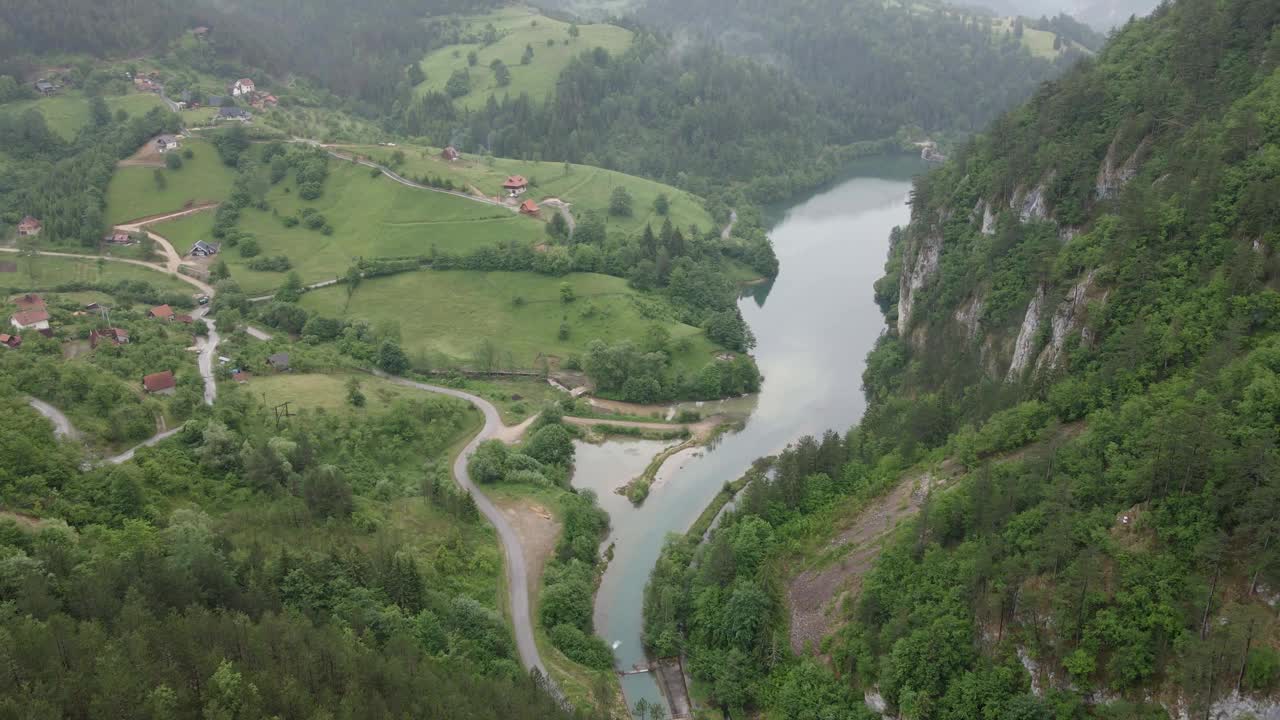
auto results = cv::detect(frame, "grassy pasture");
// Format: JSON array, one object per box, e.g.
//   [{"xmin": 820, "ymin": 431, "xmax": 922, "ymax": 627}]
[
  {"xmin": 298, "ymin": 269, "xmax": 721, "ymax": 374},
  {"xmin": 416, "ymin": 5, "xmax": 633, "ymax": 111},
  {"xmin": 105, "ymin": 139, "xmax": 237, "ymax": 224}
]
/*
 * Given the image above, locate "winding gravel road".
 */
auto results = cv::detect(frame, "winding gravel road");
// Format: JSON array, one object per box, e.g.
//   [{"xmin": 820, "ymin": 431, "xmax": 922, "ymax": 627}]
[
  {"xmin": 377, "ymin": 371, "xmax": 556, "ymax": 687},
  {"xmin": 26, "ymin": 397, "xmax": 77, "ymax": 439}
]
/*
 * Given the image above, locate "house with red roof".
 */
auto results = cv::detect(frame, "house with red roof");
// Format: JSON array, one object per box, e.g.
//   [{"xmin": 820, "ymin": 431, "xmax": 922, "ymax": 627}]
[
  {"xmin": 14, "ymin": 293, "xmax": 45, "ymax": 312},
  {"xmin": 142, "ymin": 370, "xmax": 177, "ymax": 395},
  {"xmin": 10, "ymin": 309, "xmax": 50, "ymax": 332},
  {"xmin": 442, "ymin": 146, "xmax": 461, "ymax": 162},
  {"xmin": 232, "ymin": 78, "xmax": 255, "ymax": 97},
  {"xmin": 502, "ymin": 176, "xmax": 529, "ymax": 196},
  {"xmin": 17, "ymin": 216, "xmax": 41, "ymax": 237},
  {"xmin": 149, "ymin": 304, "xmax": 174, "ymax": 320},
  {"xmin": 519, "ymin": 199, "xmax": 540, "ymax": 216},
  {"xmin": 0, "ymin": 333, "xmax": 21, "ymax": 349}
]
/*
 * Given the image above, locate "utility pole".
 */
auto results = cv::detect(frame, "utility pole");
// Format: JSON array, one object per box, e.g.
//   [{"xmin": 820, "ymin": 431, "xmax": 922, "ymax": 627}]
[{"xmin": 272, "ymin": 400, "xmax": 293, "ymax": 430}]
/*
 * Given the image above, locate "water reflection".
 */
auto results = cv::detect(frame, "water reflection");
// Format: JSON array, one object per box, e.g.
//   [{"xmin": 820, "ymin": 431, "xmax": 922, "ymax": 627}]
[{"xmin": 572, "ymin": 157, "xmax": 924, "ymax": 717}]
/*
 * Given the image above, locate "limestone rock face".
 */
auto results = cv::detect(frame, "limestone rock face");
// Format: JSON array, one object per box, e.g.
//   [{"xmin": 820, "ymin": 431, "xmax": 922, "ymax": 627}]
[
  {"xmin": 1096, "ymin": 134, "xmax": 1150, "ymax": 200},
  {"xmin": 897, "ymin": 230, "xmax": 943, "ymax": 337},
  {"xmin": 1034, "ymin": 271, "xmax": 1105, "ymax": 374},
  {"xmin": 1006, "ymin": 286, "xmax": 1046, "ymax": 382}
]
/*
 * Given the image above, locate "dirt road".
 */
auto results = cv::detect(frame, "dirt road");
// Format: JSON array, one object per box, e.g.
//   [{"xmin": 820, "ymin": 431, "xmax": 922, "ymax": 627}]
[
  {"xmin": 377, "ymin": 371, "xmax": 559, "ymax": 692},
  {"xmin": 26, "ymin": 397, "xmax": 78, "ymax": 439}
]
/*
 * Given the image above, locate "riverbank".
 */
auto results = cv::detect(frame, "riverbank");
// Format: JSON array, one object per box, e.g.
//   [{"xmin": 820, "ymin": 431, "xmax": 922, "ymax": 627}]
[{"xmin": 578, "ymin": 160, "xmax": 923, "ymax": 716}]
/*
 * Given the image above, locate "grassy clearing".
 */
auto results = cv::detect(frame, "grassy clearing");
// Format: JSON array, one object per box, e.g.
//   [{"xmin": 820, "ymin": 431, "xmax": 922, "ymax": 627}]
[
  {"xmin": 416, "ymin": 5, "xmax": 632, "ymax": 112},
  {"xmin": 445, "ymin": 376, "xmax": 564, "ymax": 425},
  {"xmin": 155, "ymin": 160, "xmax": 545, "ymax": 295},
  {"xmin": 343, "ymin": 143, "xmax": 717, "ymax": 240},
  {"xmin": 0, "ymin": 255, "xmax": 196, "ymax": 295},
  {"xmin": 239, "ymin": 371, "xmax": 437, "ymax": 415},
  {"xmin": 105, "ymin": 139, "xmax": 237, "ymax": 224},
  {"xmin": 299, "ymin": 269, "xmax": 720, "ymax": 374},
  {"xmin": 0, "ymin": 92, "xmax": 171, "ymax": 139},
  {"xmin": 990, "ymin": 17, "xmax": 1084, "ymax": 58}
]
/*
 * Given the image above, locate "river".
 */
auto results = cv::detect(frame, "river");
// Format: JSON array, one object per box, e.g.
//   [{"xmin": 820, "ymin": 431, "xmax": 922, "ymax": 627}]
[{"xmin": 571, "ymin": 155, "xmax": 924, "ymax": 716}]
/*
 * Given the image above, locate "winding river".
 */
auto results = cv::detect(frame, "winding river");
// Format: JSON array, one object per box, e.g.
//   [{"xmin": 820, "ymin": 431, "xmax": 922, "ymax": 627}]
[{"xmin": 571, "ymin": 155, "xmax": 924, "ymax": 715}]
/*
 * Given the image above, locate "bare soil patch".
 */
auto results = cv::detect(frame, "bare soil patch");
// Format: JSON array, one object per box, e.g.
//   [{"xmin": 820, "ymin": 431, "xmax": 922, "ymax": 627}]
[
  {"xmin": 495, "ymin": 497, "xmax": 561, "ymax": 598},
  {"xmin": 786, "ymin": 421, "xmax": 1087, "ymax": 656}
]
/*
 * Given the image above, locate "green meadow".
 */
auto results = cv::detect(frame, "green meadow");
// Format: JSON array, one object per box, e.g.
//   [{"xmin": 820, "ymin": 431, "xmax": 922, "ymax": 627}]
[
  {"xmin": 1, "ymin": 91, "xmax": 170, "ymax": 140},
  {"xmin": 239, "ymin": 371, "xmax": 431, "ymax": 416},
  {"xmin": 299, "ymin": 269, "xmax": 721, "ymax": 373},
  {"xmin": 343, "ymin": 144, "xmax": 718, "ymax": 240},
  {"xmin": 0, "ymin": 254, "xmax": 196, "ymax": 295},
  {"xmin": 104, "ymin": 139, "xmax": 238, "ymax": 224},
  {"xmin": 154, "ymin": 160, "xmax": 545, "ymax": 295},
  {"xmin": 416, "ymin": 5, "xmax": 633, "ymax": 111}
]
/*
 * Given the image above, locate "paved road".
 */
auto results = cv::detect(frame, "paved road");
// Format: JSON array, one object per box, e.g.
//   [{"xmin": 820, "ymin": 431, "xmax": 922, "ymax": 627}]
[
  {"xmin": 294, "ymin": 139, "xmax": 515, "ymax": 211},
  {"xmin": 106, "ymin": 426, "xmax": 185, "ymax": 465},
  {"xmin": 247, "ymin": 277, "xmax": 340, "ymax": 303},
  {"xmin": 26, "ymin": 397, "xmax": 78, "ymax": 439},
  {"xmin": 377, "ymin": 371, "xmax": 557, "ymax": 689}
]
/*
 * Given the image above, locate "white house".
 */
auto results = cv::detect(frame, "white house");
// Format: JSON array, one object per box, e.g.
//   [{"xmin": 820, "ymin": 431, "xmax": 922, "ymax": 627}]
[
  {"xmin": 156, "ymin": 134, "xmax": 180, "ymax": 153},
  {"xmin": 10, "ymin": 310, "xmax": 50, "ymax": 332},
  {"xmin": 232, "ymin": 78, "xmax": 256, "ymax": 97}
]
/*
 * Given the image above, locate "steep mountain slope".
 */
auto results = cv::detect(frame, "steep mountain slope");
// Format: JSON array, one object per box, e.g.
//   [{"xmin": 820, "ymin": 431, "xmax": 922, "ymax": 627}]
[{"xmin": 644, "ymin": 0, "xmax": 1280, "ymax": 718}]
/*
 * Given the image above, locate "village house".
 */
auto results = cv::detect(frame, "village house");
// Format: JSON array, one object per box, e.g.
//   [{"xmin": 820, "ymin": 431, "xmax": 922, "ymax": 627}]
[
  {"xmin": 193, "ymin": 26, "xmax": 210, "ymax": 39},
  {"xmin": 34, "ymin": 80, "xmax": 56, "ymax": 95},
  {"xmin": 266, "ymin": 353, "xmax": 291, "ymax": 372},
  {"xmin": 503, "ymin": 175, "xmax": 529, "ymax": 197},
  {"xmin": 17, "ymin": 216, "xmax": 42, "ymax": 237},
  {"xmin": 10, "ymin": 309, "xmax": 50, "ymax": 332},
  {"xmin": 190, "ymin": 240, "xmax": 220, "ymax": 257},
  {"xmin": 442, "ymin": 146, "xmax": 461, "ymax": 162},
  {"xmin": 104, "ymin": 231, "xmax": 134, "ymax": 245},
  {"xmin": 142, "ymin": 370, "xmax": 177, "ymax": 395},
  {"xmin": 14, "ymin": 294, "xmax": 46, "ymax": 312},
  {"xmin": 250, "ymin": 94, "xmax": 279, "ymax": 110},
  {"xmin": 519, "ymin": 199, "xmax": 540, "ymax": 216},
  {"xmin": 134, "ymin": 77, "xmax": 161, "ymax": 93},
  {"xmin": 149, "ymin": 304, "xmax": 174, "ymax": 320},
  {"xmin": 218, "ymin": 106, "xmax": 251, "ymax": 122},
  {"xmin": 89, "ymin": 327, "xmax": 129, "ymax": 348},
  {"xmin": 231, "ymin": 78, "xmax": 256, "ymax": 97},
  {"xmin": 0, "ymin": 333, "xmax": 21, "ymax": 349},
  {"xmin": 155, "ymin": 134, "xmax": 180, "ymax": 153}
]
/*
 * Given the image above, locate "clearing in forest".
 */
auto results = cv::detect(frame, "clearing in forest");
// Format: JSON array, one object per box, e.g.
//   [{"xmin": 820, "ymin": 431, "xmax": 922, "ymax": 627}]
[
  {"xmin": 415, "ymin": 5, "xmax": 633, "ymax": 111},
  {"xmin": 298, "ymin": 269, "xmax": 721, "ymax": 374}
]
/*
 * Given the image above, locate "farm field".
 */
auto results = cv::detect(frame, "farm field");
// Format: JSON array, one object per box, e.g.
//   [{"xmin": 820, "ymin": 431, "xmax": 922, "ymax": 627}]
[
  {"xmin": 153, "ymin": 160, "xmax": 545, "ymax": 295},
  {"xmin": 240, "ymin": 371, "xmax": 438, "ymax": 416},
  {"xmin": 341, "ymin": 144, "xmax": 718, "ymax": 240},
  {"xmin": 0, "ymin": 91, "xmax": 170, "ymax": 139},
  {"xmin": 416, "ymin": 5, "xmax": 633, "ymax": 111},
  {"xmin": 298, "ymin": 269, "xmax": 722, "ymax": 374},
  {"xmin": 105, "ymin": 139, "xmax": 237, "ymax": 224},
  {"xmin": 990, "ymin": 17, "xmax": 1085, "ymax": 58},
  {"xmin": 0, "ymin": 254, "xmax": 197, "ymax": 295}
]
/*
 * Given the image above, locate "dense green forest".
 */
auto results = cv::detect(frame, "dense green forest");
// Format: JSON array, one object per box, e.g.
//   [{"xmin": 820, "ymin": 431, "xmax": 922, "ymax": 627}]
[
  {"xmin": 634, "ymin": 0, "xmax": 1087, "ymax": 140},
  {"xmin": 645, "ymin": 0, "xmax": 1280, "ymax": 717},
  {"xmin": 0, "ymin": 377, "xmax": 599, "ymax": 719},
  {"xmin": 0, "ymin": 0, "xmax": 494, "ymax": 106}
]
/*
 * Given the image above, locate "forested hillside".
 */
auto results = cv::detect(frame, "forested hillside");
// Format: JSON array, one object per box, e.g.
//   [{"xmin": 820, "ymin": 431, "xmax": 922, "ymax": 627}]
[
  {"xmin": 634, "ymin": 0, "xmax": 1087, "ymax": 140},
  {"xmin": 644, "ymin": 0, "xmax": 1280, "ymax": 717},
  {"xmin": 0, "ymin": 0, "xmax": 494, "ymax": 105}
]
